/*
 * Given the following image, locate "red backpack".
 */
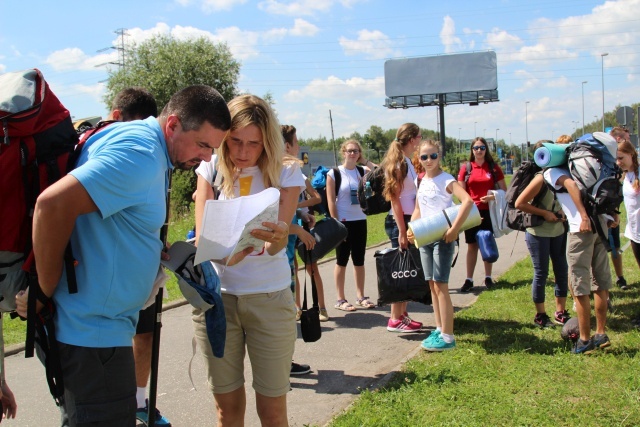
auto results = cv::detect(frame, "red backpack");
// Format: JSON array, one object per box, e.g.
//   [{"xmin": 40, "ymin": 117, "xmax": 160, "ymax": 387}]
[{"xmin": 0, "ymin": 69, "xmax": 80, "ymax": 402}]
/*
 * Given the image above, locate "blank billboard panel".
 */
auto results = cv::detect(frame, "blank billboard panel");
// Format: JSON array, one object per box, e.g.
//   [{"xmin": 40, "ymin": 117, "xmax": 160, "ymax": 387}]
[{"xmin": 385, "ymin": 51, "xmax": 497, "ymax": 97}]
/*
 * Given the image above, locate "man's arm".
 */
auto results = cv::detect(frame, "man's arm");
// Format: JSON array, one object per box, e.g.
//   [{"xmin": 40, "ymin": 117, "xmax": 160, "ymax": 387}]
[{"xmin": 33, "ymin": 174, "xmax": 98, "ymax": 298}]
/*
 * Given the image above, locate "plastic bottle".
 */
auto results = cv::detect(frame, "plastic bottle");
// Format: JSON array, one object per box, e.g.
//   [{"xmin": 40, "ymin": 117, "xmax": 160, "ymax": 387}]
[
  {"xmin": 186, "ymin": 229, "xmax": 196, "ymax": 240},
  {"xmin": 364, "ymin": 181, "xmax": 373, "ymax": 198}
]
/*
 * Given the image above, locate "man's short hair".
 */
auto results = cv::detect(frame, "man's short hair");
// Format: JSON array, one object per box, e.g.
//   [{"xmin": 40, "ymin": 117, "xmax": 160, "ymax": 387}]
[
  {"xmin": 281, "ymin": 125, "xmax": 296, "ymax": 145},
  {"xmin": 111, "ymin": 87, "xmax": 158, "ymax": 121},
  {"xmin": 159, "ymin": 85, "xmax": 231, "ymax": 132}
]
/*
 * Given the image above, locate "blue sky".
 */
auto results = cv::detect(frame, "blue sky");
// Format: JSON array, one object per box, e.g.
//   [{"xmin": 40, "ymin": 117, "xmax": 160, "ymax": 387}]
[{"xmin": 1, "ymin": 0, "xmax": 637, "ymax": 146}]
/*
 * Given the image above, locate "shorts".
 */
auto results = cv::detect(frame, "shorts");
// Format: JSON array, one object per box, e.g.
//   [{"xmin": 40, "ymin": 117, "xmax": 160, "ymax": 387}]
[
  {"xmin": 464, "ymin": 208, "xmax": 492, "ymax": 244},
  {"xmin": 335, "ymin": 220, "xmax": 367, "ymax": 267},
  {"xmin": 57, "ymin": 343, "xmax": 137, "ymax": 426},
  {"xmin": 567, "ymin": 232, "xmax": 612, "ymax": 296},
  {"xmin": 419, "ymin": 240, "xmax": 456, "ymax": 283},
  {"xmin": 192, "ymin": 288, "xmax": 296, "ymax": 397},
  {"xmin": 135, "ymin": 302, "xmax": 156, "ymax": 335},
  {"xmin": 384, "ymin": 214, "xmax": 412, "ymax": 249}
]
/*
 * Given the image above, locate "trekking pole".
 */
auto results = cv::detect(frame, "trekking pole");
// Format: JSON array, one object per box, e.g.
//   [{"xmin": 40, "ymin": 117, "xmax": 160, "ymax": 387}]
[{"xmin": 147, "ymin": 170, "xmax": 172, "ymax": 426}]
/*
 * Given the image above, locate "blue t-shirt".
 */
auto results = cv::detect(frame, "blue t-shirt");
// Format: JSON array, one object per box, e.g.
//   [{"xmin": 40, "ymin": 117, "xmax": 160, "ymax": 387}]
[{"xmin": 56, "ymin": 117, "xmax": 171, "ymax": 347}]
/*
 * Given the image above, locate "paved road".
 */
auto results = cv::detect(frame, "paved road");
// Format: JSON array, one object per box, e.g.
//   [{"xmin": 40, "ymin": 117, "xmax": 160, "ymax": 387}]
[{"xmin": 6, "ymin": 230, "xmax": 528, "ymax": 427}]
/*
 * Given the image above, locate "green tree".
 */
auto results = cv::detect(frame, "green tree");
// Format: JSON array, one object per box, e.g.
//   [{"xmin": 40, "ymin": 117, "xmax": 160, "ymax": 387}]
[{"xmin": 104, "ymin": 35, "xmax": 240, "ymax": 213}]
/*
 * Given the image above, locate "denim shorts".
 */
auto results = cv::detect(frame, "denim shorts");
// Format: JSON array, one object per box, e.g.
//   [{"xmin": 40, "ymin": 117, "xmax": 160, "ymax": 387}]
[{"xmin": 419, "ymin": 240, "xmax": 456, "ymax": 283}]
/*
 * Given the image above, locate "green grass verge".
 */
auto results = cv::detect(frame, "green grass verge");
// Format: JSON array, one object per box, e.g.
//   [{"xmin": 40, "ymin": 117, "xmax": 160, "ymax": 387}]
[{"xmin": 329, "ymin": 205, "xmax": 640, "ymax": 427}]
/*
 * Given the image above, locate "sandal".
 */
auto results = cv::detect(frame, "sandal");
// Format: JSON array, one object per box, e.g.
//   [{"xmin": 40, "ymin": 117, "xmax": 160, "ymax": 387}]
[
  {"xmin": 355, "ymin": 297, "xmax": 375, "ymax": 309},
  {"xmin": 334, "ymin": 299, "xmax": 356, "ymax": 312}
]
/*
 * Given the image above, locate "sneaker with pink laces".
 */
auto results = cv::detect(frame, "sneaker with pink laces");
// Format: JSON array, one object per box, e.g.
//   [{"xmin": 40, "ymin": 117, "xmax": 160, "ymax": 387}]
[
  {"xmin": 403, "ymin": 312, "xmax": 423, "ymax": 329},
  {"xmin": 387, "ymin": 316, "xmax": 422, "ymax": 333}
]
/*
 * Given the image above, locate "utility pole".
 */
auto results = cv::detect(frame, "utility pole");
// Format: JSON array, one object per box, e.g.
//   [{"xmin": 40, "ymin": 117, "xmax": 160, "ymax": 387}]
[
  {"xmin": 96, "ymin": 28, "xmax": 127, "ymax": 71},
  {"xmin": 329, "ymin": 110, "xmax": 338, "ymax": 166}
]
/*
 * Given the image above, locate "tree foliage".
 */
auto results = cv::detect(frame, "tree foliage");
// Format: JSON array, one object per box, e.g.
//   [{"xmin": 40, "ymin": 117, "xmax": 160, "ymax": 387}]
[{"xmin": 104, "ymin": 35, "xmax": 240, "ymax": 213}]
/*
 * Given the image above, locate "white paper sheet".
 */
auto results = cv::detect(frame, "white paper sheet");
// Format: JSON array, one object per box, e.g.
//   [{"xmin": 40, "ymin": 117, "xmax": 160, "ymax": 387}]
[{"xmin": 194, "ymin": 187, "xmax": 280, "ymax": 265}]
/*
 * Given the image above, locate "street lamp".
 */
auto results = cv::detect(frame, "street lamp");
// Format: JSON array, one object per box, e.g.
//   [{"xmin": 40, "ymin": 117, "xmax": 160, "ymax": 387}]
[
  {"xmin": 495, "ymin": 128, "xmax": 499, "ymax": 153},
  {"xmin": 525, "ymin": 101, "xmax": 530, "ymax": 162},
  {"xmin": 458, "ymin": 127, "xmax": 461, "ymax": 155},
  {"xmin": 601, "ymin": 53, "xmax": 608, "ymax": 131},
  {"xmin": 581, "ymin": 81, "xmax": 587, "ymax": 134},
  {"xmin": 593, "ymin": 115, "xmax": 598, "ymax": 133}
]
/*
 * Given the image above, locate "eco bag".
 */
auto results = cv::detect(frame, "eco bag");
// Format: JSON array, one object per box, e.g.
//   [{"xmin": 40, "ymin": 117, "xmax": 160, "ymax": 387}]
[
  {"xmin": 476, "ymin": 230, "xmax": 499, "ymax": 263},
  {"xmin": 375, "ymin": 246, "xmax": 431, "ymax": 306},
  {"xmin": 297, "ymin": 217, "xmax": 347, "ymax": 263},
  {"xmin": 300, "ymin": 249, "xmax": 321, "ymax": 342}
]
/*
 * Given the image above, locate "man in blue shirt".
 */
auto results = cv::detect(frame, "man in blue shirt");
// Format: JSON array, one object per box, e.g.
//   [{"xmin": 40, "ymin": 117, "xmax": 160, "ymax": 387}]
[{"xmin": 17, "ymin": 85, "xmax": 231, "ymax": 426}]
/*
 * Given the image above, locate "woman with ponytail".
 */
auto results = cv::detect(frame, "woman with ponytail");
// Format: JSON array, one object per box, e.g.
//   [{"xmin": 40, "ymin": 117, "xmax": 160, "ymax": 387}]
[
  {"xmin": 381, "ymin": 123, "xmax": 423, "ymax": 332},
  {"xmin": 616, "ymin": 139, "xmax": 640, "ymax": 294}
]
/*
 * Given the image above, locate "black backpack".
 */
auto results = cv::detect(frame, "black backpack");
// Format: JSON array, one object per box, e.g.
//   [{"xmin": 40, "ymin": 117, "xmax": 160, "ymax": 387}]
[
  {"xmin": 357, "ymin": 166, "xmax": 391, "ymax": 215},
  {"xmin": 503, "ymin": 161, "xmax": 548, "ymax": 231}
]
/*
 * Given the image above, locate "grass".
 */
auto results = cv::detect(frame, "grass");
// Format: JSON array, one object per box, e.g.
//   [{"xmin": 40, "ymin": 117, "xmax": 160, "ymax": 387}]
[
  {"xmin": 328, "ymin": 205, "xmax": 640, "ymax": 427},
  {"xmin": 2, "ymin": 209, "xmax": 390, "ymax": 348}
]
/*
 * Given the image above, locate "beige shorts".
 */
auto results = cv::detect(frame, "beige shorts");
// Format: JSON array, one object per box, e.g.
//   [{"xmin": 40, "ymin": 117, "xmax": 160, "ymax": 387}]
[
  {"xmin": 192, "ymin": 287, "xmax": 296, "ymax": 397},
  {"xmin": 567, "ymin": 232, "xmax": 612, "ymax": 296}
]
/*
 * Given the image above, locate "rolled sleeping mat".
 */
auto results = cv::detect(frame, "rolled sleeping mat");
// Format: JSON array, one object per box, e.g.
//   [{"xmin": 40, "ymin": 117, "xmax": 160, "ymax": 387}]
[
  {"xmin": 534, "ymin": 143, "xmax": 567, "ymax": 168},
  {"xmin": 409, "ymin": 204, "xmax": 482, "ymax": 248}
]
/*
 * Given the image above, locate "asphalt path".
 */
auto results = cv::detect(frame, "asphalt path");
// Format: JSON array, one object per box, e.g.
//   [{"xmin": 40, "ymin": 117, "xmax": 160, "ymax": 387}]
[{"xmin": 5, "ymin": 229, "xmax": 528, "ymax": 426}]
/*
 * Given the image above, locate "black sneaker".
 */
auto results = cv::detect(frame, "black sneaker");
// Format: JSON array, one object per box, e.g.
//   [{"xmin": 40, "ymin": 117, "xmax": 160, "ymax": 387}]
[
  {"xmin": 593, "ymin": 333, "xmax": 611, "ymax": 349},
  {"xmin": 460, "ymin": 279, "xmax": 474, "ymax": 293},
  {"xmin": 554, "ymin": 310, "xmax": 571, "ymax": 325},
  {"xmin": 617, "ymin": 277, "xmax": 629, "ymax": 290},
  {"xmin": 571, "ymin": 338, "xmax": 595, "ymax": 355},
  {"xmin": 534, "ymin": 313, "xmax": 555, "ymax": 329},
  {"xmin": 484, "ymin": 277, "xmax": 495, "ymax": 290},
  {"xmin": 290, "ymin": 361, "xmax": 311, "ymax": 376}
]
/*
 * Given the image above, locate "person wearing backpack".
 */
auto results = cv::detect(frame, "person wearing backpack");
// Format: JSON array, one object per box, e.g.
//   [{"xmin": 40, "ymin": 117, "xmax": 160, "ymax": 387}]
[
  {"xmin": 380, "ymin": 123, "xmax": 423, "ymax": 332},
  {"xmin": 616, "ymin": 139, "xmax": 640, "ymax": 325},
  {"xmin": 16, "ymin": 85, "xmax": 232, "ymax": 426},
  {"xmin": 457, "ymin": 137, "xmax": 507, "ymax": 293},
  {"xmin": 408, "ymin": 140, "xmax": 474, "ymax": 351},
  {"xmin": 326, "ymin": 139, "xmax": 373, "ymax": 311},
  {"xmin": 514, "ymin": 140, "xmax": 570, "ymax": 329},
  {"xmin": 543, "ymin": 132, "xmax": 619, "ymax": 354}
]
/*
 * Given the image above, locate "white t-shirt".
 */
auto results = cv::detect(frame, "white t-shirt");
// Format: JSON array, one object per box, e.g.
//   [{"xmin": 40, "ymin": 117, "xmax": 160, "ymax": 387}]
[
  {"xmin": 417, "ymin": 171, "xmax": 455, "ymax": 218},
  {"xmin": 623, "ymin": 171, "xmax": 640, "ymax": 243},
  {"xmin": 543, "ymin": 167, "xmax": 609, "ymax": 234},
  {"xmin": 389, "ymin": 157, "xmax": 418, "ymax": 216},
  {"xmin": 327, "ymin": 166, "xmax": 367, "ymax": 221},
  {"xmin": 195, "ymin": 156, "xmax": 305, "ymax": 295}
]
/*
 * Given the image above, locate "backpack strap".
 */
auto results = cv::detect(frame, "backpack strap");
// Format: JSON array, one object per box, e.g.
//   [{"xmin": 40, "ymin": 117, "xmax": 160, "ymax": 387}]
[
  {"xmin": 417, "ymin": 171, "xmax": 426, "ymax": 189},
  {"xmin": 332, "ymin": 167, "xmax": 342, "ymax": 195},
  {"xmin": 464, "ymin": 162, "xmax": 472, "ymax": 185},
  {"xmin": 441, "ymin": 209, "xmax": 459, "ymax": 268},
  {"xmin": 356, "ymin": 165, "xmax": 364, "ymax": 177}
]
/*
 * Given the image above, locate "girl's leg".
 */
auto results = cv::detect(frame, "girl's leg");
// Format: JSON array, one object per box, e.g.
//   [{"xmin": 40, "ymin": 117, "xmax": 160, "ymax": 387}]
[
  {"xmin": 433, "ymin": 281, "xmax": 453, "ymax": 335},
  {"xmin": 466, "ymin": 243, "xmax": 478, "ymax": 279},
  {"xmin": 429, "ymin": 280, "xmax": 441, "ymax": 330},
  {"xmin": 550, "ymin": 232, "xmax": 569, "ymax": 315},
  {"xmin": 308, "ymin": 262, "xmax": 326, "ymax": 309},
  {"xmin": 334, "ymin": 265, "xmax": 347, "ymax": 301},
  {"xmin": 525, "ymin": 232, "xmax": 551, "ymax": 314}
]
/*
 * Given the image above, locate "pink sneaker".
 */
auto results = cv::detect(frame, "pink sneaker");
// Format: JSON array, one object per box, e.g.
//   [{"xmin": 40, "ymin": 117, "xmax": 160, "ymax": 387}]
[
  {"xmin": 387, "ymin": 316, "xmax": 422, "ymax": 333},
  {"xmin": 403, "ymin": 312, "xmax": 423, "ymax": 329}
]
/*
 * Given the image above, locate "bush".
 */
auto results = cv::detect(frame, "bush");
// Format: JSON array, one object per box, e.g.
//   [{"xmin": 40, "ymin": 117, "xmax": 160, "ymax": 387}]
[{"xmin": 171, "ymin": 169, "xmax": 197, "ymax": 214}]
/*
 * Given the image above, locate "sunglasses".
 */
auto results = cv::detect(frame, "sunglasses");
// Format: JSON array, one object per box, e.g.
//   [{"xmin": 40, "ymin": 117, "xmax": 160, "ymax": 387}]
[
  {"xmin": 420, "ymin": 153, "xmax": 439, "ymax": 160},
  {"xmin": 472, "ymin": 146, "xmax": 487, "ymax": 151},
  {"xmin": 345, "ymin": 149, "xmax": 360, "ymax": 154}
]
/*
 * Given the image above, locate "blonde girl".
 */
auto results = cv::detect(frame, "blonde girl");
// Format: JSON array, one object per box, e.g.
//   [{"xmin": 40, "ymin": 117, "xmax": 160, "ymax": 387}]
[{"xmin": 409, "ymin": 140, "xmax": 473, "ymax": 351}]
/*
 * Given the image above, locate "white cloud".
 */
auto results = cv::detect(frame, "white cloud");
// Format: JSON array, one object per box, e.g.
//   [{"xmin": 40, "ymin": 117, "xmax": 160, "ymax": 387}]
[
  {"xmin": 284, "ymin": 75, "xmax": 384, "ymax": 102},
  {"xmin": 0, "ymin": 64, "xmax": 6, "ymax": 73},
  {"xmin": 440, "ymin": 16, "xmax": 463, "ymax": 53},
  {"xmin": 45, "ymin": 48, "xmax": 118, "ymax": 72},
  {"xmin": 290, "ymin": 19, "xmax": 319, "ymax": 37},
  {"xmin": 339, "ymin": 30, "xmax": 398, "ymax": 59},
  {"xmin": 175, "ymin": 0, "xmax": 247, "ymax": 12}
]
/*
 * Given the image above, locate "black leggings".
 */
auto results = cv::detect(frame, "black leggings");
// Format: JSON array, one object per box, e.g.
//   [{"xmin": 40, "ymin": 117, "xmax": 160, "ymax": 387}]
[
  {"xmin": 336, "ymin": 220, "xmax": 367, "ymax": 266},
  {"xmin": 631, "ymin": 240, "xmax": 640, "ymax": 268}
]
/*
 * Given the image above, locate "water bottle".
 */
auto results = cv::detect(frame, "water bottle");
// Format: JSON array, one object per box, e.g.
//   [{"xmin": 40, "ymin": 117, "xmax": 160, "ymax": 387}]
[
  {"xmin": 186, "ymin": 229, "xmax": 196, "ymax": 240},
  {"xmin": 364, "ymin": 181, "xmax": 373, "ymax": 198}
]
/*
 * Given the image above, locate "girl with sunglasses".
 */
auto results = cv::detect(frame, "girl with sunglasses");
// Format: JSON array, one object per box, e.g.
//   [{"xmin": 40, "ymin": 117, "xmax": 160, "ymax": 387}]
[
  {"xmin": 408, "ymin": 140, "xmax": 473, "ymax": 351},
  {"xmin": 380, "ymin": 123, "xmax": 422, "ymax": 332},
  {"xmin": 457, "ymin": 137, "xmax": 506, "ymax": 293}
]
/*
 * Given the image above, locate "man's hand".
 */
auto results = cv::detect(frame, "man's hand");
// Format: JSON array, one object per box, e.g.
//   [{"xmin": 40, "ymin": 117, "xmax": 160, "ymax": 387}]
[
  {"xmin": 0, "ymin": 381, "xmax": 17, "ymax": 420},
  {"xmin": 15, "ymin": 289, "xmax": 28, "ymax": 318}
]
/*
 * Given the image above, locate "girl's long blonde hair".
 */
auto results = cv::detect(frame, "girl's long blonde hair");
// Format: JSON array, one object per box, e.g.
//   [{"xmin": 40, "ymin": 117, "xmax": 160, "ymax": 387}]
[
  {"xmin": 618, "ymin": 139, "xmax": 640, "ymax": 191},
  {"xmin": 381, "ymin": 123, "xmax": 420, "ymax": 200},
  {"xmin": 217, "ymin": 95, "xmax": 283, "ymax": 198}
]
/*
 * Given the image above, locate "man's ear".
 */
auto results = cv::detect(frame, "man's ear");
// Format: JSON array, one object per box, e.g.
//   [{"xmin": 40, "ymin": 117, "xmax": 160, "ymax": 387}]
[
  {"xmin": 109, "ymin": 109, "xmax": 122, "ymax": 121},
  {"xmin": 165, "ymin": 115, "xmax": 180, "ymax": 137}
]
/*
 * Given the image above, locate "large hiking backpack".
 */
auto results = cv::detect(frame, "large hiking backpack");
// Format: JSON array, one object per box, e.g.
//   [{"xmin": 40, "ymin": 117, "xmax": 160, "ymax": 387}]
[
  {"xmin": 566, "ymin": 132, "xmax": 623, "ymax": 239},
  {"xmin": 0, "ymin": 68, "xmax": 80, "ymax": 403},
  {"xmin": 503, "ymin": 161, "xmax": 548, "ymax": 231},
  {"xmin": 311, "ymin": 165, "xmax": 364, "ymax": 215},
  {"xmin": 357, "ymin": 166, "xmax": 391, "ymax": 215}
]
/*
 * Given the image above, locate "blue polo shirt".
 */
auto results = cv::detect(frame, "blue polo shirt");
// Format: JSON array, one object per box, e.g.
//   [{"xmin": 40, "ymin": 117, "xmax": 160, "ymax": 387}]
[{"xmin": 55, "ymin": 117, "xmax": 171, "ymax": 347}]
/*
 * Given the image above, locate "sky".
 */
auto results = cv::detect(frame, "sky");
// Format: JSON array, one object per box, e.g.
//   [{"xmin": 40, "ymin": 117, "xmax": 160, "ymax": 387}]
[{"xmin": 1, "ymin": 0, "xmax": 638, "ymax": 147}]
